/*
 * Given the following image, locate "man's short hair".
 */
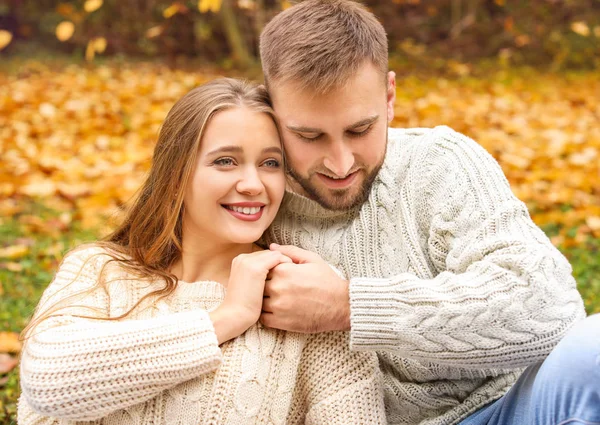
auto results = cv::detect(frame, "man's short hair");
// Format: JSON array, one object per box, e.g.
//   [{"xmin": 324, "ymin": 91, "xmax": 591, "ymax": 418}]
[{"xmin": 260, "ymin": 0, "xmax": 388, "ymax": 94}]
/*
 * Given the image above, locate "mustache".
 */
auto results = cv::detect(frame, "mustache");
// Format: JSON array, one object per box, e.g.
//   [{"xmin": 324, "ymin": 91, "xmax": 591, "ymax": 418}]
[{"xmin": 310, "ymin": 166, "xmax": 364, "ymax": 179}]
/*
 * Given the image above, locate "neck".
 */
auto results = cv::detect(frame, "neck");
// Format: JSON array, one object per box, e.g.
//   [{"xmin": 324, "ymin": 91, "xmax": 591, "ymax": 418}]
[{"xmin": 172, "ymin": 234, "xmax": 255, "ymax": 286}]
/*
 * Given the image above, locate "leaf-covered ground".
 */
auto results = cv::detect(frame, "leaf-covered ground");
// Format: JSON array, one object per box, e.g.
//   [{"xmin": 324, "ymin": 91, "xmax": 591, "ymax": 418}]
[{"xmin": 0, "ymin": 61, "xmax": 599, "ymax": 423}]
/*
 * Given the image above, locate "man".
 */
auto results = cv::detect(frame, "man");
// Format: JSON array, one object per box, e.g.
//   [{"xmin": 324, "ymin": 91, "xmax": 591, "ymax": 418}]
[{"xmin": 258, "ymin": 1, "xmax": 600, "ymax": 424}]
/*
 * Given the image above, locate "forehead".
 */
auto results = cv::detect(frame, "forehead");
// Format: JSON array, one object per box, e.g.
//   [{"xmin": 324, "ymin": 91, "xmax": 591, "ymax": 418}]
[
  {"xmin": 269, "ymin": 63, "xmax": 387, "ymax": 126},
  {"xmin": 200, "ymin": 107, "xmax": 280, "ymax": 151}
]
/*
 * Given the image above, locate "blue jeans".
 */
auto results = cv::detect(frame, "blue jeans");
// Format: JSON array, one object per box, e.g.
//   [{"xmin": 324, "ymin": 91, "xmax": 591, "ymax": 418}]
[{"xmin": 460, "ymin": 314, "xmax": 600, "ymax": 425}]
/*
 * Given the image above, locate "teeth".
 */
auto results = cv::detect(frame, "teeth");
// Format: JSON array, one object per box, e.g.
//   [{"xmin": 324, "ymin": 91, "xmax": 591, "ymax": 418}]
[{"xmin": 227, "ymin": 206, "xmax": 261, "ymax": 215}]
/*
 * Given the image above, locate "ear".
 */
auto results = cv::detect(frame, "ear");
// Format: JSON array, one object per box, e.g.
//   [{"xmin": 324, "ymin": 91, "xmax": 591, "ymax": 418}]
[{"xmin": 386, "ymin": 71, "xmax": 396, "ymax": 123}]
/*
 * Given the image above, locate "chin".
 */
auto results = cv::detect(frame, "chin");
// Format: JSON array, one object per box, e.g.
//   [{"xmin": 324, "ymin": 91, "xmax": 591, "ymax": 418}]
[{"xmin": 227, "ymin": 230, "xmax": 266, "ymax": 245}]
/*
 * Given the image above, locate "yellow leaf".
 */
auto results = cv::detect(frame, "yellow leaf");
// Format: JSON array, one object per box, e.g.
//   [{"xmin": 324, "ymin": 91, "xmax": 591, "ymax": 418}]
[
  {"xmin": 1, "ymin": 262, "xmax": 23, "ymax": 272},
  {"xmin": 281, "ymin": 0, "xmax": 292, "ymax": 10},
  {"xmin": 587, "ymin": 216, "xmax": 600, "ymax": 231},
  {"xmin": 94, "ymin": 37, "xmax": 107, "ymax": 53},
  {"xmin": 571, "ymin": 21, "xmax": 590, "ymax": 37},
  {"xmin": 163, "ymin": 3, "xmax": 180, "ymax": 18},
  {"xmin": 20, "ymin": 179, "xmax": 57, "ymax": 197},
  {"xmin": 85, "ymin": 39, "xmax": 96, "ymax": 61},
  {"xmin": 594, "ymin": 26, "xmax": 600, "ymax": 38},
  {"xmin": 0, "ymin": 30, "xmax": 13, "ymax": 51},
  {"xmin": 198, "ymin": 0, "xmax": 221, "ymax": 13},
  {"xmin": 56, "ymin": 21, "xmax": 75, "ymax": 42},
  {"xmin": 0, "ymin": 332, "xmax": 22, "ymax": 354},
  {"xmin": 84, "ymin": 0, "xmax": 103, "ymax": 13},
  {"xmin": 146, "ymin": 25, "xmax": 163, "ymax": 39},
  {"xmin": 0, "ymin": 245, "xmax": 29, "ymax": 260},
  {"xmin": 238, "ymin": 0, "xmax": 255, "ymax": 10}
]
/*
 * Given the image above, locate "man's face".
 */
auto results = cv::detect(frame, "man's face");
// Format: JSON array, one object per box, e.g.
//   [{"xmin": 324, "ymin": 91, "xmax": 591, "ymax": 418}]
[{"xmin": 270, "ymin": 62, "xmax": 396, "ymax": 211}]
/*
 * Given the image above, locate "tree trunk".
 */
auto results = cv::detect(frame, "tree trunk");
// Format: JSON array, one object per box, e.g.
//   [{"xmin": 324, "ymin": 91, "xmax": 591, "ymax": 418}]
[{"xmin": 220, "ymin": 0, "xmax": 254, "ymax": 68}]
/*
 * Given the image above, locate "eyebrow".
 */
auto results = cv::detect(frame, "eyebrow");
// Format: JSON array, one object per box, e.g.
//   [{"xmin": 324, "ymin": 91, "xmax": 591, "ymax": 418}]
[
  {"xmin": 206, "ymin": 145, "xmax": 283, "ymax": 156},
  {"xmin": 287, "ymin": 114, "xmax": 379, "ymax": 133}
]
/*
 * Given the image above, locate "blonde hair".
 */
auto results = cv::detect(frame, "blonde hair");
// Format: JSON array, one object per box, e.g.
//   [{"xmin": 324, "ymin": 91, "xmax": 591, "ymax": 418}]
[
  {"xmin": 260, "ymin": 0, "xmax": 388, "ymax": 94},
  {"xmin": 22, "ymin": 78, "xmax": 277, "ymax": 338}
]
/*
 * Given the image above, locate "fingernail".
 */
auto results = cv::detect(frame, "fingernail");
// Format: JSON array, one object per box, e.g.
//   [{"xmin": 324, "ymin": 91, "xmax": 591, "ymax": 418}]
[{"xmin": 271, "ymin": 243, "xmax": 280, "ymax": 249}]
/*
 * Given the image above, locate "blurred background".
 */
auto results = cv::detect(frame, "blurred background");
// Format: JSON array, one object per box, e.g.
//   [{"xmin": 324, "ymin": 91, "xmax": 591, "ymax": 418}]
[{"xmin": 0, "ymin": 0, "xmax": 599, "ymax": 421}]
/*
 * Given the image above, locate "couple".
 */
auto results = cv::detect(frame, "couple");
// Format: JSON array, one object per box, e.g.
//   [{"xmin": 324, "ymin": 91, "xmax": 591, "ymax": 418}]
[{"xmin": 18, "ymin": 1, "xmax": 600, "ymax": 424}]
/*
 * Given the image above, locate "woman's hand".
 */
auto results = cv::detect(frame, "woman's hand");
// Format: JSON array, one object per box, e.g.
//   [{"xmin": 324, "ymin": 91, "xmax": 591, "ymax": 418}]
[{"xmin": 209, "ymin": 250, "xmax": 292, "ymax": 344}]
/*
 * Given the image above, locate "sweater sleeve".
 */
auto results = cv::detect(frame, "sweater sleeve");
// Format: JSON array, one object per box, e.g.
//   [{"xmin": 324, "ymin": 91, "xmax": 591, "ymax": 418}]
[
  {"xmin": 291, "ymin": 332, "xmax": 386, "ymax": 425},
  {"xmin": 349, "ymin": 126, "xmax": 586, "ymax": 369},
  {"xmin": 19, "ymin": 246, "xmax": 223, "ymax": 421}
]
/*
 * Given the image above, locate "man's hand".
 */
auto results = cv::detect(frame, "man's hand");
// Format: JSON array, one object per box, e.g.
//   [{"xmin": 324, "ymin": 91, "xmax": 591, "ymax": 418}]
[{"xmin": 260, "ymin": 244, "xmax": 351, "ymax": 333}]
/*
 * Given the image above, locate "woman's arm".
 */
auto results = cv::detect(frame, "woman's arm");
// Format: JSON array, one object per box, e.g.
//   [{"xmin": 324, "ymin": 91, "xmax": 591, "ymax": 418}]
[{"xmin": 19, "ymin": 247, "xmax": 222, "ymax": 422}]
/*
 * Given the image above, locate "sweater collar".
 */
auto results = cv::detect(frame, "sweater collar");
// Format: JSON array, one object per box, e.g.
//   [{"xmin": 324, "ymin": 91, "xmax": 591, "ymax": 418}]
[{"xmin": 279, "ymin": 190, "xmax": 358, "ymax": 219}]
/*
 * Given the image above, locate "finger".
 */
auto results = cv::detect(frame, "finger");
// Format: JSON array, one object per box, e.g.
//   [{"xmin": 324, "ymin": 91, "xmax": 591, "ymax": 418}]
[
  {"xmin": 279, "ymin": 254, "xmax": 293, "ymax": 264},
  {"xmin": 261, "ymin": 296, "xmax": 273, "ymax": 313},
  {"xmin": 253, "ymin": 249, "xmax": 292, "ymax": 270},
  {"xmin": 263, "ymin": 280, "xmax": 274, "ymax": 297},
  {"xmin": 269, "ymin": 244, "xmax": 319, "ymax": 264}
]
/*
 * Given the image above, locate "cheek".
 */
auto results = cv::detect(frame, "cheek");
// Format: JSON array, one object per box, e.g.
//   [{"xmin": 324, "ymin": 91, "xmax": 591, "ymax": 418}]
[
  {"xmin": 283, "ymin": 139, "xmax": 319, "ymax": 173},
  {"xmin": 360, "ymin": 130, "xmax": 387, "ymax": 164},
  {"xmin": 186, "ymin": 170, "xmax": 232, "ymax": 207},
  {"xmin": 267, "ymin": 172, "xmax": 286, "ymax": 206}
]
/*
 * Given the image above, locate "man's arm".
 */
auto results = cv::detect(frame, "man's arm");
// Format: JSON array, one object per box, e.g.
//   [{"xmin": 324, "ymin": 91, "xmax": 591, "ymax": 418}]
[
  {"xmin": 347, "ymin": 127, "xmax": 585, "ymax": 369},
  {"xmin": 263, "ymin": 127, "xmax": 585, "ymax": 370}
]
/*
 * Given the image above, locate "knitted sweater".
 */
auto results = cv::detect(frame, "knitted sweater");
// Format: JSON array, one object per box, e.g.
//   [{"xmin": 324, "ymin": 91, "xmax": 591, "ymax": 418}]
[
  {"xmin": 261, "ymin": 126, "xmax": 586, "ymax": 425},
  {"xmin": 18, "ymin": 247, "xmax": 387, "ymax": 425}
]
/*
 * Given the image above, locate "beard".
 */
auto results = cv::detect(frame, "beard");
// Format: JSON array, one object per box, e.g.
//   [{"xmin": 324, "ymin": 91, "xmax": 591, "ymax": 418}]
[{"xmin": 286, "ymin": 157, "xmax": 385, "ymax": 211}]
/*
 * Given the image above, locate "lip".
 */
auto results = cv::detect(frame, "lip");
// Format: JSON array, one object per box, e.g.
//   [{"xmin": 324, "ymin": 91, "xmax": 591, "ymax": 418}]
[
  {"xmin": 222, "ymin": 202, "xmax": 266, "ymax": 207},
  {"xmin": 317, "ymin": 170, "xmax": 359, "ymax": 189},
  {"xmin": 221, "ymin": 203, "xmax": 266, "ymax": 222}
]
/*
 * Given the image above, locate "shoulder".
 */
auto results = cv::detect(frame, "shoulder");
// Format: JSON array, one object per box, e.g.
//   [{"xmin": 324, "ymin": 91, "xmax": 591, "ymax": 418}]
[
  {"xmin": 386, "ymin": 125, "xmax": 502, "ymax": 178},
  {"xmin": 388, "ymin": 125, "xmax": 486, "ymax": 156},
  {"xmin": 59, "ymin": 244, "xmax": 115, "ymax": 272}
]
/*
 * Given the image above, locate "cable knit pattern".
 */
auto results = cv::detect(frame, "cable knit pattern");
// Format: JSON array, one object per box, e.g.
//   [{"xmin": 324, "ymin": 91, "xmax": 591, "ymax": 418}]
[
  {"xmin": 18, "ymin": 247, "xmax": 386, "ymax": 425},
  {"xmin": 262, "ymin": 125, "xmax": 586, "ymax": 425}
]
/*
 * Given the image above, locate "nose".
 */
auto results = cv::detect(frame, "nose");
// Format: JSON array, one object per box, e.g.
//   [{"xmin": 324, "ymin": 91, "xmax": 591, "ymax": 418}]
[
  {"xmin": 236, "ymin": 166, "xmax": 264, "ymax": 196},
  {"xmin": 323, "ymin": 140, "xmax": 354, "ymax": 177}
]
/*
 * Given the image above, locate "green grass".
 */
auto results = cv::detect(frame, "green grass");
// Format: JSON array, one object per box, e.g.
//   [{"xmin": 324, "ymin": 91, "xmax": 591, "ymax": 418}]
[{"xmin": 0, "ymin": 208, "xmax": 599, "ymax": 424}]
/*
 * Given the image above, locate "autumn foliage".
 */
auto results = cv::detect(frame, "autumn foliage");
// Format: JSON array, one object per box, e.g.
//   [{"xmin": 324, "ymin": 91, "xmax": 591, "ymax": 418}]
[{"xmin": 1, "ymin": 62, "xmax": 599, "ymax": 248}]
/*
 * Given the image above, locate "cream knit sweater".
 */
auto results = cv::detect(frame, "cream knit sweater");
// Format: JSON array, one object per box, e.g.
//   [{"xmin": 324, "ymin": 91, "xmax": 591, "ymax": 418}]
[
  {"xmin": 261, "ymin": 126, "xmax": 586, "ymax": 425},
  {"xmin": 18, "ymin": 247, "xmax": 387, "ymax": 424}
]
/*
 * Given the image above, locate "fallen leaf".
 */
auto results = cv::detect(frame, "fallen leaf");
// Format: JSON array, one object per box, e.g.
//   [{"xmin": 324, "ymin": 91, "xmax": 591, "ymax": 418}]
[
  {"xmin": 0, "ymin": 262, "xmax": 24, "ymax": 272},
  {"xmin": 0, "ymin": 245, "xmax": 30, "ymax": 260},
  {"xmin": 0, "ymin": 332, "xmax": 21, "ymax": 353},
  {"xmin": 587, "ymin": 216, "xmax": 600, "ymax": 231}
]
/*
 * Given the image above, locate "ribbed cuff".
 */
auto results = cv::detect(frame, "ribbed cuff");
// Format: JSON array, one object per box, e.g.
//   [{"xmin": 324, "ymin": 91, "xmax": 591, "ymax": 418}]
[{"xmin": 349, "ymin": 276, "xmax": 405, "ymax": 352}]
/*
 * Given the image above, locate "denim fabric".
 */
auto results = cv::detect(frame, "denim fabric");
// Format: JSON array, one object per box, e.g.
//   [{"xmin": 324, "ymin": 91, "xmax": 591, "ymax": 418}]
[{"xmin": 460, "ymin": 314, "xmax": 600, "ymax": 425}]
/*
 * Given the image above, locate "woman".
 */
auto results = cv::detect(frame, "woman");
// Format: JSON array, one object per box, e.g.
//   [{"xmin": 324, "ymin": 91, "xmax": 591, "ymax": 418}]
[{"xmin": 17, "ymin": 78, "xmax": 386, "ymax": 425}]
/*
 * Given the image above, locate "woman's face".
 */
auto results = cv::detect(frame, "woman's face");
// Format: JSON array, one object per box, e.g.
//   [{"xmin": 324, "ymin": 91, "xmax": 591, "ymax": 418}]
[{"xmin": 182, "ymin": 107, "xmax": 285, "ymax": 245}]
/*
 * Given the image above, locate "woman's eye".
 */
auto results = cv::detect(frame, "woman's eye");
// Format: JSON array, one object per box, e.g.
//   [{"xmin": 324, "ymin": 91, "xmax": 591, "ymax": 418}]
[
  {"xmin": 214, "ymin": 157, "xmax": 236, "ymax": 166},
  {"xmin": 262, "ymin": 159, "xmax": 281, "ymax": 168}
]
